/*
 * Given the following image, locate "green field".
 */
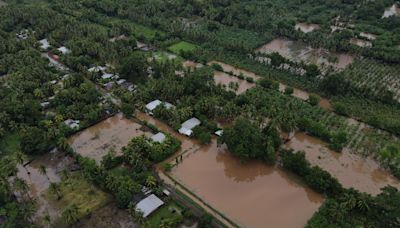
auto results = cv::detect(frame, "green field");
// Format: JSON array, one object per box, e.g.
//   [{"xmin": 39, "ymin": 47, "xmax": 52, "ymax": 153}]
[
  {"xmin": 147, "ymin": 201, "xmax": 183, "ymax": 227},
  {"xmin": 168, "ymin": 41, "xmax": 198, "ymax": 54},
  {"xmin": 0, "ymin": 133, "xmax": 20, "ymax": 157}
]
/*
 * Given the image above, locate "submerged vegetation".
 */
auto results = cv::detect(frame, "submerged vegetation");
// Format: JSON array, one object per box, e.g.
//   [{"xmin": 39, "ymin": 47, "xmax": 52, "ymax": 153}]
[{"xmin": 0, "ymin": 0, "xmax": 399, "ymax": 227}]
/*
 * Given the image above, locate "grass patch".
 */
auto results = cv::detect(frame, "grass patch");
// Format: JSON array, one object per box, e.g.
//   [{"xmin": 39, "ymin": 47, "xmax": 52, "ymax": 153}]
[
  {"xmin": 43, "ymin": 172, "xmax": 111, "ymax": 223},
  {"xmin": 147, "ymin": 201, "xmax": 183, "ymax": 227},
  {"xmin": 151, "ymin": 51, "xmax": 183, "ymax": 63},
  {"xmin": 168, "ymin": 41, "xmax": 198, "ymax": 54},
  {"xmin": 0, "ymin": 133, "xmax": 21, "ymax": 157}
]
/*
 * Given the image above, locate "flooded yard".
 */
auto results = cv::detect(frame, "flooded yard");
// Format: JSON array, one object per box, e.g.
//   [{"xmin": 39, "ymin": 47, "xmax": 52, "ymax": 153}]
[
  {"xmin": 210, "ymin": 61, "xmax": 332, "ymax": 109},
  {"xmin": 15, "ymin": 150, "xmax": 74, "ymax": 221},
  {"xmin": 172, "ymin": 140, "xmax": 323, "ymax": 228},
  {"xmin": 182, "ymin": 60, "xmax": 203, "ymax": 69},
  {"xmin": 213, "ymin": 71, "xmax": 256, "ymax": 94},
  {"xmin": 68, "ymin": 114, "xmax": 153, "ymax": 163},
  {"xmin": 350, "ymin": 38, "xmax": 372, "ymax": 48},
  {"xmin": 295, "ymin": 23, "xmax": 320, "ymax": 33},
  {"xmin": 256, "ymin": 38, "xmax": 355, "ymax": 70},
  {"xmin": 285, "ymin": 132, "xmax": 400, "ymax": 195}
]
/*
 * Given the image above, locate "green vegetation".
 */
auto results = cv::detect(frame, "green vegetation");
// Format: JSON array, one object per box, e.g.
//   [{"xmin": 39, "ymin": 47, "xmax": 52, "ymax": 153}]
[
  {"xmin": 0, "ymin": 133, "xmax": 20, "ymax": 157},
  {"xmin": 43, "ymin": 172, "xmax": 111, "ymax": 223},
  {"xmin": 147, "ymin": 202, "xmax": 184, "ymax": 227},
  {"xmin": 168, "ymin": 41, "xmax": 198, "ymax": 54}
]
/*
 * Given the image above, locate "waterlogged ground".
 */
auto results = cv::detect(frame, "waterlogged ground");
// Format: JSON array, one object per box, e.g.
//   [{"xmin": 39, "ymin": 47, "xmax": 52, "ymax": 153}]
[
  {"xmin": 285, "ymin": 132, "xmax": 400, "ymax": 195},
  {"xmin": 256, "ymin": 38, "xmax": 354, "ymax": 70},
  {"xmin": 209, "ymin": 61, "xmax": 332, "ymax": 109},
  {"xmin": 172, "ymin": 140, "xmax": 323, "ymax": 228},
  {"xmin": 15, "ymin": 150, "xmax": 74, "ymax": 222},
  {"xmin": 68, "ymin": 114, "xmax": 153, "ymax": 163}
]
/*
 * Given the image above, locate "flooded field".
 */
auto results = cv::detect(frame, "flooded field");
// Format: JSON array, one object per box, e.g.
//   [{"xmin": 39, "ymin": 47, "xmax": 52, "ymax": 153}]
[
  {"xmin": 256, "ymin": 38, "xmax": 355, "ymax": 70},
  {"xmin": 182, "ymin": 60, "xmax": 203, "ymax": 69},
  {"xmin": 172, "ymin": 140, "xmax": 323, "ymax": 228},
  {"xmin": 285, "ymin": 132, "xmax": 400, "ymax": 195},
  {"xmin": 350, "ymin": 38, "xmax": 372, "ymax": 48},
  {"xmin": 213, "ymin": 71, "xmax": 256, "ymax": 94},
  {"xmin": 295, "ymin": 23, "xmax": 320, "ymax": 33},
  {"xmin": 360, "ymin": 32, "xmax": 377, "ymax": 40},
  {"xmin": 210, "ymin": 61, "xmax": 332, "ymax": 109},
  {"xmin": 68, "ymin": 114, "xmax": 153, "ymax": 163},
  {"xmin": 15, "ymin": 150, "xmax": 73, "ymax": 221},
  {"xmin": 382, "ymin": 4, "xmax": 400, "ymax": 18}
]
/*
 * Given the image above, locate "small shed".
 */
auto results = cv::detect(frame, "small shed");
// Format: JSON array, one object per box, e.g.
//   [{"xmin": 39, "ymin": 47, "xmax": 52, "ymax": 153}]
[
  {"xmin": 151, "ymin": 132, "xmax": 166, "ymax": 143},
  {"xmin": 215, "ymin": 130, "xmax": 224, "ymax": 137},
  {"xmin": 39, "ymin": 39, "xmax": 50, "ymax": 49},
  {"xmin": 135, "ymin": 194, "xmax": 164, "ymax": 218},
  {"xmin": 57, "ymin": 46, "xmax": 70, "ymax": 54}
]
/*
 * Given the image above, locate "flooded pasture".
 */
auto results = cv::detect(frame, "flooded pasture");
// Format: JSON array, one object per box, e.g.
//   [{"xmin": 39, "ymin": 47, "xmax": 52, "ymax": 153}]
[
  {"xmin": 360, "ymin": 32, "xmax": 377, "ymax": 40},
  {"xmin": 285, "ymin": 132, "xmax": 400, "ymax": 195},
  {"xmin": 209, "ymin": 61, "xmax": 332, "ymax": 109},
  {"xmin": 172, "ymin": 140, "xmax": 323, "ymax": 228},
  {"xmin": 256, "ymin": 38, "xmax": 355, "ymax": 70},
  {"xmin": 382, "ymin": 4, "xmax": 400, "ymax": 18},
  {"xmin": 213, "ymin": 71, "xmax": 256, "ymax": 94},
  {"xmin": 68, "ymin": 114, "xmax": 153, "ymax": 163},
  {"xmin": 15, "ymin": 150, "xmax": 73, "ymax": 221},
  {"xmin": 350, "ymin": 38, "xmax": 372, "ymax": 48},
  {"xmin": 182, "ymin": 60, "xmax": 203, "ymax": 69},
  {"xmin": 295, "ymin": 23, "xmax": 320, "ymax": 33}
]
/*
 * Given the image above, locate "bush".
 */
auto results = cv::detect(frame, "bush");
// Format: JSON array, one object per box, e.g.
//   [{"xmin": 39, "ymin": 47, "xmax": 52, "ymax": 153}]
[
  {"xmin": 192, "ymin": 126, "xmax": 212, "ymax": 144},
  {"xmin": 211, "ymin": 63, "xmax": 223, "ymax": 71},
  {"xmin": 284, "ymin": 86, "xmax": 294, "ymax": 95},
  {"xmin": 308, "ymin": 93, "xmax": 320, "ymax": 106}
]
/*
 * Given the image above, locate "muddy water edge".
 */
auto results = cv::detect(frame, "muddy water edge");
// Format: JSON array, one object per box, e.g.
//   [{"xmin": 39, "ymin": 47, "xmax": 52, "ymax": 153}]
[{"xmin": 285, "ymin": 132, "xmax": 400, "ymax": 195}]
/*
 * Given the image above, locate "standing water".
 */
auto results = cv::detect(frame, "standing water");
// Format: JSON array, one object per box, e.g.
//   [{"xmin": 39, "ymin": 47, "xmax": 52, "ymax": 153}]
[
  {"xmin": 172, "ymin": 140, "xmax": 323, "ymax": 228},
  {"xmin": 285, "ymin": 132, "xmax": 400, "ymax": 195}
]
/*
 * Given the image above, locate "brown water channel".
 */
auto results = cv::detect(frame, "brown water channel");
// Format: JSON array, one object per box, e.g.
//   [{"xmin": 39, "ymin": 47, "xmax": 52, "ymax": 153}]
[
  {"xmin": 172, "ymin": 140, "xmax": 323, "ymax": 228},
  {"xmin": 68, "ymin": 114, "xmax": 153, "ymax": 164},
  {"xmin": 209, "ymin": 61, "xmax": 332, "ymax": 109},
  {"xmin": 256, "ymin": 38, "xmax": 354, "ymax": 70},
  {"xmin": 285, "ymin": 132, "xmax": 400, "ymax": 195}
]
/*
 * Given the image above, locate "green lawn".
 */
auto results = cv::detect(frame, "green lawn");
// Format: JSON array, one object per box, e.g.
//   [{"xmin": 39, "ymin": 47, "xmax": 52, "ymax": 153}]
[
  {"xmin": 168, "ymin": 41, "xmax": 198, "ymax": 54},
  {"xmin": 43, "ymin": 172, "xmax": 111, "ymax": 224},
  {"xmin": 0, "ymin": 133, "xmax": 21, "ymax": 157},
  {"xmin": 147, "ymin": 201, "xmax": 183, "ymax": 227}
]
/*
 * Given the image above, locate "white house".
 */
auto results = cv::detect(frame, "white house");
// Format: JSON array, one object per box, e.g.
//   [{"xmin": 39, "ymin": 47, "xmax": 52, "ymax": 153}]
[
  {"xmin": 88, "ymin": 66, "xmax": 107, "ymax": 73},
  {"xmin": 57, "ymin": 46, "xmax": 70, "ymax": 54},
  {"xmin": 101, "ymin": 73, "xmax": 114, "ymax": 80},
  {"xmin": 214, "ymin": 130, "xmax": 224, "ymax": 137},
  {"xmin": 135, "ymin": 194, "xmax": 164, "ymax": 218},
  {"xmin": 151, "ymin": 132, "xmax": 166, "ymax": 143},
  {"xmin": 64, "ymin": 119, "xmax": 80, "ymax": 129},
  {"xmin": 145, "ymin": 100, "xmax": 174, "ymax": 115},
  {"xmin": 39, "ymin": 39, "xmax": 50, "ymax": 49},
  {"xmin": 179, "ymin": 118, "xmax": 201, "ymax": 136}
]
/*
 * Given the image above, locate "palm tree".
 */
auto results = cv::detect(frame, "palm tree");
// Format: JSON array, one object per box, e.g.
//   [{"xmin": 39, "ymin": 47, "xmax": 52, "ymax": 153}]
[
  {"xmin": 62, "ymin": 203, "xmax": 80, "ymax": 225},
  {"xmin": 49, "ymin": 182, "xmax": 62, "ymax": 200},
  {"xmin": 128, "ymin": 202, "xmax": 145, "ymax": 225},
  {"xmin": 145, "ymin": 175, "xmax": 157, "ymax": 189},
  {"xmin": 14, "ymin": 151, "xmax": 28, "ymax": 173},
  {"xmin": 13, "ymin": 177, "xmax": 30, "ymax": 201},
  {"xmin": 38, "ymin": 165, "xmax": 49, "ymax": 180},
  {"xmin": 57, "ymin": 137, "xmax": 69, "ymax": 151},
  {"xmin": 42, "ymin": 214, "xmax": 51, "ymax": 228}
]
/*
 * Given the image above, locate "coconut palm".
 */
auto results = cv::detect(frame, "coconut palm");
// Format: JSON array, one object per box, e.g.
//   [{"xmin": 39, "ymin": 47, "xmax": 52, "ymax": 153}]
[
  {"xmin": 62, "ymin": 203, "xmax": 79, "ymax": 225},
  {"xmin": 38, "ymin": 165, "xmax": 49, "ymax": 180},
  {"xmin": 42, "ymin": 214, "xmax": 51, "ymax": 228},
  {"xmin": 49, "ymin": 182, "xmax": 62, "ymax": 200},
  {"xmin": 57, "ymin": 137, "xmax": 69, "ymax": 151},
  {"xmin": 145, "ymin": 175, "xmax": 157, "ymax": 189},
  {"xmin": 13, "ymin": 177, "xmax": 30, "ymax": 200}
]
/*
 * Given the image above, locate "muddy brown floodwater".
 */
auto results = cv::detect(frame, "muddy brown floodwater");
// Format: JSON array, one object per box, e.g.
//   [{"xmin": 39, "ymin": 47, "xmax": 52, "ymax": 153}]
[
  {"xmin": 15, "ymin": 150, "xmax": 73, "ymax": 221},
  {"xmin": 285, "ymin": 132, "xmax": 400, "ymax": 195},
  {"xmin": 213, "ymin": 71, "xmax": 256, "ymax": 95},
  {"xmin": 210, "ymin": 61, "xmax": 332, "ymax": 109},
  {"xmin": 295, "ymin": 23, "xmax": 320, "ymax": 33},
  {"xmin": 172, "ymin": 140, "xmax": 323, "ymax": 228},
  {"xmin": 68, "ymin": 114, "xmax": 153, "ymax": 163},
  {"xmin": 256, "ymin": 38, "xmax": 354, "ymax": 70}
]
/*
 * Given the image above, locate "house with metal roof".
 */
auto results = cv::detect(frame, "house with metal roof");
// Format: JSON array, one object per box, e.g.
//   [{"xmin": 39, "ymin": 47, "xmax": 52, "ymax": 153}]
[
  {"xmin": 178, "ymin": 118, "xmax": 201, "ymax": 136},
  {"xmin": 135, "ymin": 194, "xmax": 164, "ymax": 218}
]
